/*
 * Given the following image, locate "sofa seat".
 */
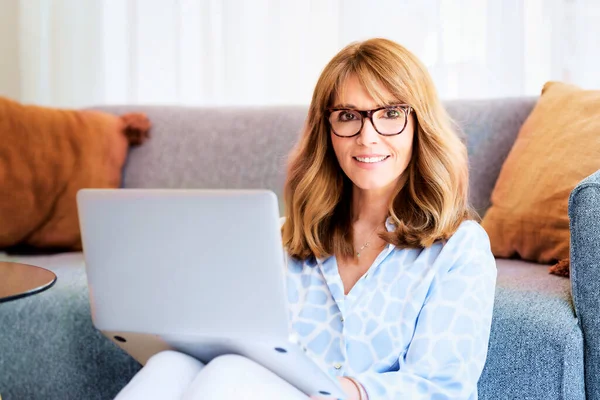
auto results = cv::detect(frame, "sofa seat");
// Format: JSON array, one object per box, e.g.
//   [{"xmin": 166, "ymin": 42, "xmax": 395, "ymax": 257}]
[
  {"xmin": 478, "ymin": 259, "xmax": 585, "ymax": 399},
  {"xmin": 0, "ymin": 253, "xmax": 587, "ymax": 399},
  {"xmin": 0, "ymin": 252, "xmax": 141, "ymax": 400}
]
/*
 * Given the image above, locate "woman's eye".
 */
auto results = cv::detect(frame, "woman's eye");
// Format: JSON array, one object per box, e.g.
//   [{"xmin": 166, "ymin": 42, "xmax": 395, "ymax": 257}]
[
  {"xmin": 339, "ymin": 111, "xmax": 357, "ymax": 121},
  {"xmin": 384, "ymin": 109, "xmax": 401, "ymax": 118}
]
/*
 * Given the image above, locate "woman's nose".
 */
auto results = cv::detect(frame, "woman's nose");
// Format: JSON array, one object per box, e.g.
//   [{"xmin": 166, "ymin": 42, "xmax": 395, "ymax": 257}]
[{"xmin": 357, "ymin": 118, "xmax": 380, "ymax": 145}]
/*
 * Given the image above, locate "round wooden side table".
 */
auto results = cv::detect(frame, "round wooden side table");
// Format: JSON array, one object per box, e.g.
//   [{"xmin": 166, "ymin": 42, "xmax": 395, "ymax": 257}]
[{"xmin": 0, "ymin": 261, "xmax": 57, "ymax": 303}]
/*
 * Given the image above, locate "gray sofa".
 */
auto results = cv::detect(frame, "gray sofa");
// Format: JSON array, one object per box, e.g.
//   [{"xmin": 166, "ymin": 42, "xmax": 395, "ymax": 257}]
[{"xmin": 1, "ymin": 99, "xmax": 598, "ymax": 400}]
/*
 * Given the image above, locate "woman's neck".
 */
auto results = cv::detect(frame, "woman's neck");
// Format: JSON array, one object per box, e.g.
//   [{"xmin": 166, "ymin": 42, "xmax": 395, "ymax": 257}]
[{"xmin": 351, "ymin": 186, "xmax": 393, "ymax": 229}]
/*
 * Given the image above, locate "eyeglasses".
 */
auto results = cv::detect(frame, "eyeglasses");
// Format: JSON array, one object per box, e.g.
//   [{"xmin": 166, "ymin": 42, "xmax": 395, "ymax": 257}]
[{"xmin": 327, "ymin": 105, "xmax": 413, "ymax": 137}]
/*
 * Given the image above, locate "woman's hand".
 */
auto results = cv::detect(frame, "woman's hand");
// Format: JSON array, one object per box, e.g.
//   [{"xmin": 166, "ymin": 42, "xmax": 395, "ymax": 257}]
[{"xmin": 309, "ymin": 376, "xmax": 361, "ymax": 400}]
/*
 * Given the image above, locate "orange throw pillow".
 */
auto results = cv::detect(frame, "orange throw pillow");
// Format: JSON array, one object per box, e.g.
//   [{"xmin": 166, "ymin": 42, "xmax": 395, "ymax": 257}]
[
  {"xmin": 481, "ymin": 81, "xmax": 600, "ymax": 265},
  {"xmin": 0, "ymin": 97, "xmax": 150, "ymax": 251}
]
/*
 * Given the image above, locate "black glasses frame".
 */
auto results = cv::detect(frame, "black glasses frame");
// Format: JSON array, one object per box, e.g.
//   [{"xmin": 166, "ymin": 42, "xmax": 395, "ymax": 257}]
[{"xmin": 326, "ymin": 105, "xmax": 413, "ymax": 138}]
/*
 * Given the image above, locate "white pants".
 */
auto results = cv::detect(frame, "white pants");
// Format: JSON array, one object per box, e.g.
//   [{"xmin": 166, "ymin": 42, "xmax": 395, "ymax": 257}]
[{"xmin": 115, "ymin": 351, "xmax": 309, "ymax": 400}]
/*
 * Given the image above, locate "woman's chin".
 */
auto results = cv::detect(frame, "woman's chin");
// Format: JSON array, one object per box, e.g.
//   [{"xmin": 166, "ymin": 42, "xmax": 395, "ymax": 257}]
[{"xmin": 350, "ymin": 179, "xmax": 393, "ymax": 192}]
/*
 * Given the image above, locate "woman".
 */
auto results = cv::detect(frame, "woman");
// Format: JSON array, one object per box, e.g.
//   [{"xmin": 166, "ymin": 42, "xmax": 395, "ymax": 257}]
[{"xmin": 116, "ymin": 38, "xmax": 496, "ymax": 400}]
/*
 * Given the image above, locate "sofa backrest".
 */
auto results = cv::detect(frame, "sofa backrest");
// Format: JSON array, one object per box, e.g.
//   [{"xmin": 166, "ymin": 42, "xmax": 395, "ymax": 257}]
[
  {"xmin": 94, "ymin": 97, "xmax": 536, "ymax": 217},
  {"xmin": 444, "ymin": 97, "xmax": 536, "ymax": 215}
]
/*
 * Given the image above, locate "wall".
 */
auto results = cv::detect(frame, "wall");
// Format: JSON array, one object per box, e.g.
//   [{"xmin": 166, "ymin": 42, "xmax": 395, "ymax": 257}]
[{"xmin": 0, "ymin": 1, "xmax": 21, "ymax": 100}]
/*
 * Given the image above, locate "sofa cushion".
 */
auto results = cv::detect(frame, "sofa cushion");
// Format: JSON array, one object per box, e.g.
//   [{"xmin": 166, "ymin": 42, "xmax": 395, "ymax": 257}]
[
  {"xmin": 0, "ymin": 97, "xmax": 150, "ymax": 251},
  {"xmin": 481, "ymin": 82, "xmax": 600, "ymax": 265},
  {"xmin": 478, "ymin": 258, "xmax": 584, "ymax": 399}
]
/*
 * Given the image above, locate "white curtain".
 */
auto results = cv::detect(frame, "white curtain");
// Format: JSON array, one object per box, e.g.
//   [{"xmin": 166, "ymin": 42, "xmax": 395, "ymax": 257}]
[{"xmin": 4, "ymin": 0, "xmax": 600, "ymax": 108}]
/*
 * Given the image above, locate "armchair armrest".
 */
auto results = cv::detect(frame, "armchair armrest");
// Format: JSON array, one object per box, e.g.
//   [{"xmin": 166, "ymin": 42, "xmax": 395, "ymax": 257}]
[{"xmin": 569, "ymin": 168, "xmax": 600, "ymax": 400}]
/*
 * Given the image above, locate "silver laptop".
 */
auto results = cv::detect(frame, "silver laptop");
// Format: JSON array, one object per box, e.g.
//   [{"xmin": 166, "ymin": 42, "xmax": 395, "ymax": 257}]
[{"xmin": 77, "ymin": 189, "xmax": 345, "ymax": 399}]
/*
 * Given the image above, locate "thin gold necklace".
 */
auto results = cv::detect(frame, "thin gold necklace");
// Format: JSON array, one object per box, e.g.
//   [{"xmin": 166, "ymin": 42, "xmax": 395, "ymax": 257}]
[{"xmin": 356, "ymin": 225, "xmax": 380, "ymax": 258}]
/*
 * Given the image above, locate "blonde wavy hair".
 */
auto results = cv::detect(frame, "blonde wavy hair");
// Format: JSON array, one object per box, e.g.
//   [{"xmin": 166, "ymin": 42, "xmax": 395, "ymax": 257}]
[{"xmin": 282, "ymin": 38, "xmax": 477, "ymax": 260}]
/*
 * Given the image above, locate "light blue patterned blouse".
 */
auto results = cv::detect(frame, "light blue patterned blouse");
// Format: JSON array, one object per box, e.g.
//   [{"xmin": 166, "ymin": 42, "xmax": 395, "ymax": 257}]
[{"xmin": 285, "ymin": 219, "xmax": 497, "ymax": 400}]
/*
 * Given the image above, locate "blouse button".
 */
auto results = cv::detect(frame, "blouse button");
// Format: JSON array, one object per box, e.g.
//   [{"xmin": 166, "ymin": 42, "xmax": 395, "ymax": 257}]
[
  {"xmin": 340, "ymin": 316, "xmax": 345, "ymax": 322},
  {"xmin": 334, "ymin": 363, "xmax": 342, "ymax": 370}
]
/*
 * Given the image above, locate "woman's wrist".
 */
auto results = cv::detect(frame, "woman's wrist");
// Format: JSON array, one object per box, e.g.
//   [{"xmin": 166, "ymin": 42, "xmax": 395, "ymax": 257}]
[{"xmin": 341, "ymin": 376, "xmax": 369, "ymax": 400}]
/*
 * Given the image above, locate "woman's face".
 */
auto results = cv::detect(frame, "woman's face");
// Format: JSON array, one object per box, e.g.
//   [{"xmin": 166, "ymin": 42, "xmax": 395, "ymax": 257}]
[{"xmin": 329, "ymin": 75, "xmax": 414, "ymax": 195}]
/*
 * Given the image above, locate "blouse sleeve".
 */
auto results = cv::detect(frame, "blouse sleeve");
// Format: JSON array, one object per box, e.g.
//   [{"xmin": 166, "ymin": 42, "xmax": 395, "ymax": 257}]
[{"xmin": 355, "ymin": 222, "xmax": 497, "ymax": 400}]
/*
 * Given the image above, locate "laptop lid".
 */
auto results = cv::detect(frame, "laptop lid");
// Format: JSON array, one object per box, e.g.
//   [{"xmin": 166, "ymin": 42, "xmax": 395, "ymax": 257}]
[{"xmin": 77, "ymin": 188, "xmax": 289, "ymax": 341}]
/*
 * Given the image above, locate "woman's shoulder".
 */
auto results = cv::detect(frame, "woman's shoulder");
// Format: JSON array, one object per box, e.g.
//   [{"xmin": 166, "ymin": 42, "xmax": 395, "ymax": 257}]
[
  {"xmin": 436, "ymin": 219, "xmax": 496, "ymax": 274},
  {"xmin": 446, "ymin": 219, "xmax": 491, "ymax": 248}
]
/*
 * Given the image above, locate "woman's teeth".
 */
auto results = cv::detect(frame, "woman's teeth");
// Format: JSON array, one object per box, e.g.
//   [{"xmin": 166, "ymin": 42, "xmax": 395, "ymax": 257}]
[{"xmin": 354, "ymin": 156, "xmax": 388, "ymax": 163}]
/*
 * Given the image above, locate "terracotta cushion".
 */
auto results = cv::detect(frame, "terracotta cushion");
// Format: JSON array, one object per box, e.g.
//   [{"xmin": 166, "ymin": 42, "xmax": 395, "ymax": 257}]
[
  {"xmin": 0, "ymin": 97, "xmax": 150, "ymax": 251},
  {"xmin": 481, "ymin": 81, "xmax": 600, "ymax": 269}
]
